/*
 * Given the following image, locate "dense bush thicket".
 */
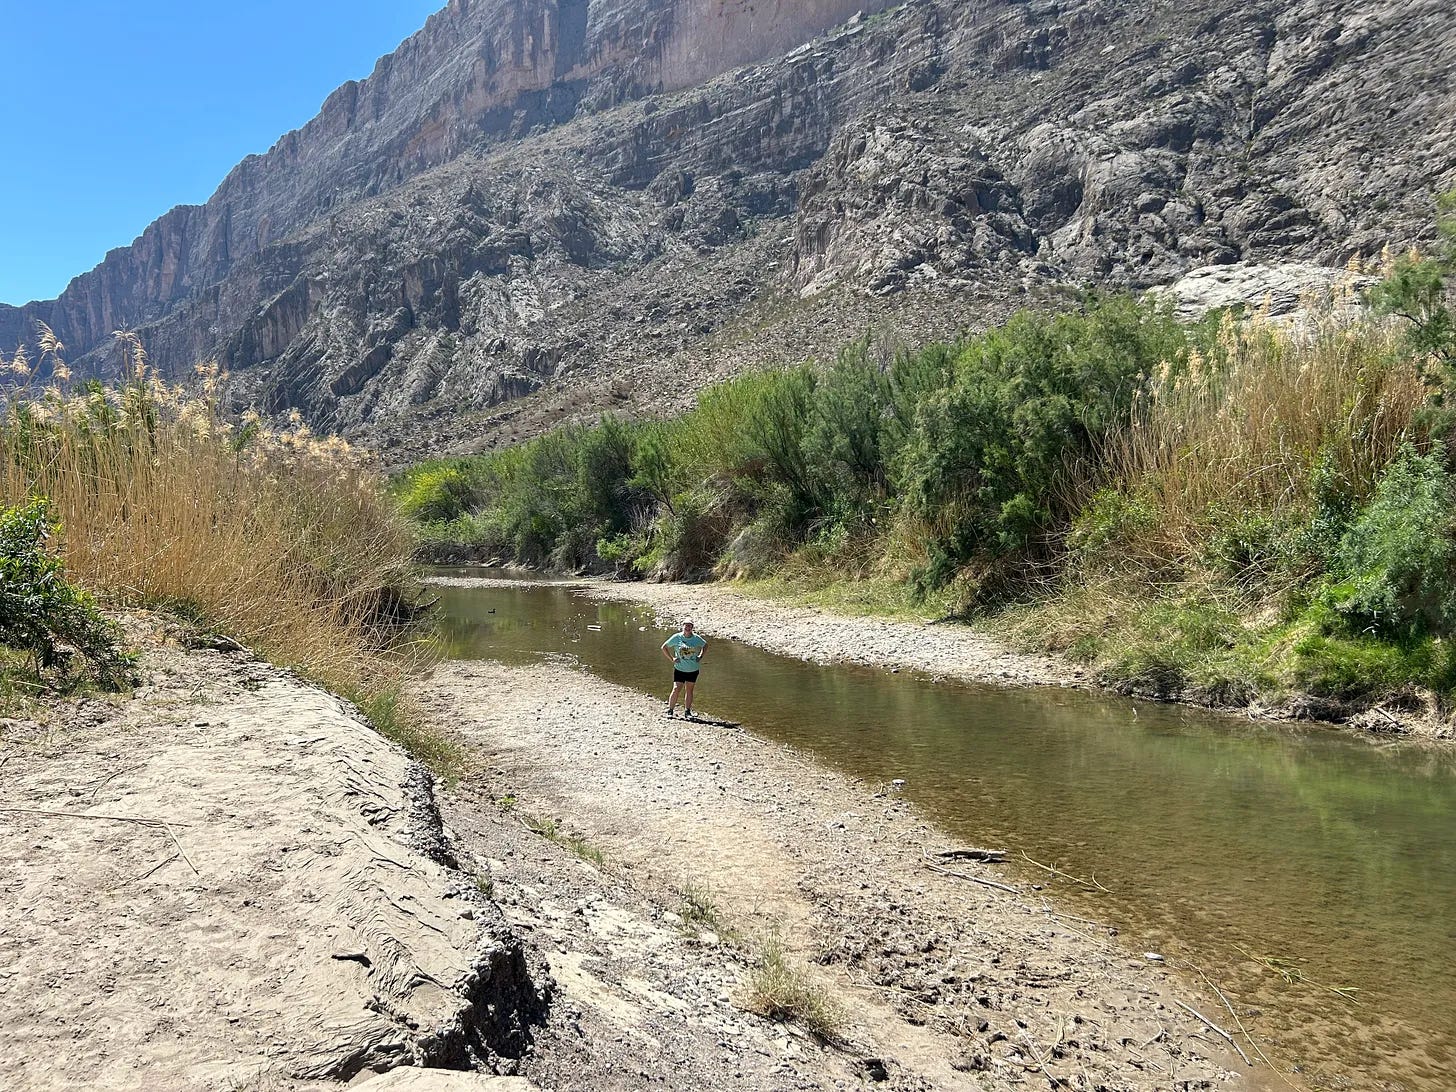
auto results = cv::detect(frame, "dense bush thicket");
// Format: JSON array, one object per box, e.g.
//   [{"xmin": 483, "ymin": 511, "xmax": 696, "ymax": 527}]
[{"xmin": 402, "ymin": 294, "xmax": 1193, "ymax": 592}]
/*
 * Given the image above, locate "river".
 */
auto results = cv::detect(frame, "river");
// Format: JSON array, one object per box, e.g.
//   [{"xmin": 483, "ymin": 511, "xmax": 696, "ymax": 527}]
[{"xmin": 433, "ymin": 575, "xmax": 1456, "ymax": 1091}]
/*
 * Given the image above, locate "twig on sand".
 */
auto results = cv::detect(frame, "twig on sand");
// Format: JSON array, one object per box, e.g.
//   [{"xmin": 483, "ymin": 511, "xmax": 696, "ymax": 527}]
[
  {"xmin": 923, "ymin": 860, "xmax": 1019, "ymax": 894},
  {"xmin": 163, "ymin": 823, "xmax": 199, "ymax": 875},
  {"xmin": 1021, "ymin": 1031, "xmax": 1064, "ymax": 1088},
  {"xmin": 88, "ymin": 763, "xmax": 144, "ymax": 801},
  {"xmin": 1174, "ymin": 1000, "xmax": 1252, "ymax": 1067},
  {"xmin": 1191, "ymin": 965, "xmax": 1302, "ymax": 1088},
  {"xmin": 0, "ymin": 807, "xmax": 178, "ymax": 826},
  {"xmin": 936, "ymin": 847, "xmax": 1007, "ymax": 863},
  {"xmin": 0, "ymin": 808, "xmax": 200, "ymax": 875},
  {"xmin": 134, "ymin": 853, "xmax": 180, "ymax": 881},
  {"xmin": 1037, "ymin": 898, "xmax": 1106, "ymax": 929}
]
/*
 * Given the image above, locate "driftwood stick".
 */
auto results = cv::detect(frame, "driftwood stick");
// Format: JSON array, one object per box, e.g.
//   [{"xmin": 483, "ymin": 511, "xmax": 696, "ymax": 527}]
[
  {"xmin": 937, "ymin": 847, "xmax": 1007, "ymax": 862},
  {"xmin": 163, "ymin": 822, "xmax": 199, "ymax": 875},
  {"xmin": 1204, "ymin": 993, "xmax": 1255, "ymax": 1067},
  {"xmin": 1037, "ymin": 898, "xmax": 1106, "ymax": 929},
  {"xmin": 134, "ymin": 853, "xmax": 180, "ymax": 882},
  {"xmin": 1193, "ymin": 968, "xmax": 1292, "ymax": 1083},
  {"xmin": 1174, "ymin": 1000, "xmax": 1251, "ymax": 1066},
  {"xmin": 923, "ymin": 861, "xmax": 1019, "ymax": 894},
  {"xmin": 1021, "ymin": 1032, "xmax": 1064, "ymax": 1088},
  {"xmin": 88, "ymin": 764, "xmax": 144, "ymax": 801}
]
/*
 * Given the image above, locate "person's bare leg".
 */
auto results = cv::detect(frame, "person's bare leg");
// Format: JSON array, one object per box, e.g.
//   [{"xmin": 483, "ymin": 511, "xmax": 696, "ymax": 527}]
[
  {"xmin": 667, "ymin": 681, "xmax": 681, "ymax": 715},
  {"xmin": 683, "ymin": 681, "xmax": 696, "ymax": 717}
]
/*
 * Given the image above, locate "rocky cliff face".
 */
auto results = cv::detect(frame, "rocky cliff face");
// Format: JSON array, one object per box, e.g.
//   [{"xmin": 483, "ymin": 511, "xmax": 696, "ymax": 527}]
[{"xmin": 4, "ymin": 0, "xmax": 1454, "ymax": 455}]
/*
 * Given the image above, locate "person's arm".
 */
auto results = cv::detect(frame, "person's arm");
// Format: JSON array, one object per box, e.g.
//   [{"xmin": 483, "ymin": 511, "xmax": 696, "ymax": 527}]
[
  {"xmin": 662, "ymin": 637, "xmax": 677, "ymax": 662},
  {"xmin": 695, "ymin": 637, "xmax": 707, "ymax": 662}
]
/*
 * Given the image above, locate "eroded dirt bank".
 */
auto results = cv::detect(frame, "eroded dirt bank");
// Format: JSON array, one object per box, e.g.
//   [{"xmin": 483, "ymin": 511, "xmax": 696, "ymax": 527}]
[
  {"xmin": 423, "ymin": 658, "xmax": 1252, "ymax": 1091},
  {"xmin": 0, "ymin": 620, "xmax": 544, "ymax": 1092}
]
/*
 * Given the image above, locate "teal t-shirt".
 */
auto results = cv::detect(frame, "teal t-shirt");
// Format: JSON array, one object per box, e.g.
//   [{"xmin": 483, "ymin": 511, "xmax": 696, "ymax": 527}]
[{"xmin": 664, "ymin": 632, "xmax": 707, "ymax": 671}]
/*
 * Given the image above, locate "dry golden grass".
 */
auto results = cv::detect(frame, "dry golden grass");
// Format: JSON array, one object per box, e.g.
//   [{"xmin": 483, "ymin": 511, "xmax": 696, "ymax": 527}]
[
  {"xmin": 0, "ymin": 328, "xmax": 450, "ymax": 762},
  {"xmin": 743, "ymin": 935, "xmax": 843, "ymax": 1041},
  {"xmin": 1102, "ymin": 305, "xmax": 1428, "ymax": 566}
]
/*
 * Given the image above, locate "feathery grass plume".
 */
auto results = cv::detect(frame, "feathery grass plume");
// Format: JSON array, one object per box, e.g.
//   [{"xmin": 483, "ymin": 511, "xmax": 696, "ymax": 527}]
[
  {"xmin": 0, "ymin": 326, "xmax": 452, "ymax": 769},
  {"xmin": 1096, "ymin": 304, "xmax": 1426, "ymax": 581}
]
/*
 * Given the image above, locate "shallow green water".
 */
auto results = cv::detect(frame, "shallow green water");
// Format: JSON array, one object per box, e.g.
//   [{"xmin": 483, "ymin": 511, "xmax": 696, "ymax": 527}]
[{"xmin": 434, "ymin": 575, "xmax": 1456, "ymax": 1091}]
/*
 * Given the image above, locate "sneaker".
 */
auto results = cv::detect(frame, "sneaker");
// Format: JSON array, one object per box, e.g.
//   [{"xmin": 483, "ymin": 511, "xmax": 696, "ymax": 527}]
[
  {"xmin": 684, "ymin": 708, "xmax": 695, "ymax": 720},
  {"xmin": 665, "ymin": 707, "xmax": 676, "ymax": 718}
]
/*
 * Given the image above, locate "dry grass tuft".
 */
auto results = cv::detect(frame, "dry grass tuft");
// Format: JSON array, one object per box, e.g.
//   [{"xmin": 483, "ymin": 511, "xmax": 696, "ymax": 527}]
[
  {"xmin": 744, "ymin": 935, "xmax": 843, "ymax": 1041},
  {"xmin": 1101, "ymin": 307, "xmax": 1427, "ymax": 570}
]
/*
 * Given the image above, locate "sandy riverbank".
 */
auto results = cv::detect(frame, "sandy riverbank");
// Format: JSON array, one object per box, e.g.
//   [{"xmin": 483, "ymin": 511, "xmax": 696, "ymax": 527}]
[{"xmin": 423, "ymin": 658, "xmax": 1252, "ymax": 1091}]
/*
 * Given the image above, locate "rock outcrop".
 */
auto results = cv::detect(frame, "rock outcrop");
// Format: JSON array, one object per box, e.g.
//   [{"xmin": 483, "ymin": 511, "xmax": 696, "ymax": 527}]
[
  {"xmin": 0, "ymin": 634, "xmax": 549, "ymax": 1090},
  {"xmin": 3, "ymin": 0, "xmax": 1453, "ymax": 455}
]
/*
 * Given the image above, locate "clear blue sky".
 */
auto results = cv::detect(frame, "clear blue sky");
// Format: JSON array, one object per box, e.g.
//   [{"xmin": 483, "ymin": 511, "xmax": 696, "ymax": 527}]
[{"xmin": 0, "ymin": 1, "xmax": 443, "ymax": 305}]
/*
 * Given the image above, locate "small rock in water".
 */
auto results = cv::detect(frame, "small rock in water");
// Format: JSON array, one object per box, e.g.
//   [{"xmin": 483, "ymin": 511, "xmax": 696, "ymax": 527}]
[
  {"xmin": 892, "ymin": 778, "xmax": 907, "ymax": 787},
  {"xmin": 1144, "ymin": 952, "xmax": 1164, "ymax": 963}
]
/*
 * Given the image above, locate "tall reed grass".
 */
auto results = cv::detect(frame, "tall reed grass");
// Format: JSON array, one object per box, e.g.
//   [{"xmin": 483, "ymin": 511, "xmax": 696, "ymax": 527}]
[
  {"xmin": 1, "ymin": 328, "xmax": 441, "ymax": 757},
  {"xmin": 1095, "ymin": 304, "xmax": 1427, "ymax": 573}
]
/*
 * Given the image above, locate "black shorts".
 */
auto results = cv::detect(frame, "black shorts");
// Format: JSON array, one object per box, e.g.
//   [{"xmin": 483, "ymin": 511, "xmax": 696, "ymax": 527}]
[{"xmin": 673, "ymin": 668, "xmax": 700, "ymax": 684}]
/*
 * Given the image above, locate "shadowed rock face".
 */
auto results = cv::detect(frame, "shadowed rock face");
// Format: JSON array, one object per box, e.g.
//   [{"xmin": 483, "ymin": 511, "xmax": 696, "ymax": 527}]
[{"xmin": 3, "ymin": 0, "xmax": 1453, "ymax": 454}]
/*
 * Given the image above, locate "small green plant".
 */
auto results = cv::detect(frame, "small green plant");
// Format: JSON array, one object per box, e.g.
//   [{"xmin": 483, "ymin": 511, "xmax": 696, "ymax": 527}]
[
  {"xmin": 0, "ymin": 499, "xmax": 133, "ymax": 690},
  {"xmin": 523, "ymin": 814, "xmax": 560, "ymax": 838},
  {"xmin": 523, "ymin": 814, "xmax": 606, "ymax": 868},
  {"xmin": 744, "ymin": 935, "xmax": 843, "ymax": 1041},
  {"xmin": 564, "ymin": 834, "xmax": 606, "ymax": 868},
  {"xmin": 1327, "ymin": 443, "xmax": 1456, "ymax": 638},
  {"xmin": 679, "ymin": 880, "xmax": 726, "ymax": 933},
  {"xmin": 495, "ymin": 794, "xmax": 519, "ymax": 812},
  {"xmin": 474, "ymin": 870, "xmax": 495, "ymax": 900}
]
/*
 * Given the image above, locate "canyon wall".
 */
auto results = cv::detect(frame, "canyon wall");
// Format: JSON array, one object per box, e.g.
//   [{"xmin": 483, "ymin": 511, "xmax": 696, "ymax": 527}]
[{"xmin": 3, "ymin": 0, "xmax": 1453, "ymax": 455}]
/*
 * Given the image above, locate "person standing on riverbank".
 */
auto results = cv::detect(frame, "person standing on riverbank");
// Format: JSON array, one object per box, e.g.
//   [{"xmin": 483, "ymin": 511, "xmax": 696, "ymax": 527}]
[{"xmin": 662, "ymin": 618, "xmax": 707, "ymax": 719}]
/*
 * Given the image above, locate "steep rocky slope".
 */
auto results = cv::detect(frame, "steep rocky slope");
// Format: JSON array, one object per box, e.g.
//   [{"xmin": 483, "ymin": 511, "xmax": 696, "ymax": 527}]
[{"xmin": 4, "ymin": 0, "xmax": 1454, "ymax": 456}]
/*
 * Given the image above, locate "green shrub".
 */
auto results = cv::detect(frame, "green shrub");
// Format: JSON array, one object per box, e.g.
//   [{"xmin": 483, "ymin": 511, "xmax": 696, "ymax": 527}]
[
  {"xmin": 396, "ymin": 464, "xmax": 481, "ymax": 523},
  {"xmin": 1328, "ymin": 443, "xmax": 1456, "ymax": 637},
  {"xmin": 896, "ymin": 295, "xmax": 1187, "ymax": 588},
  {"xmin": 1068, "ymin": 489, "xmax": 1158, "ymax": 561},
  {"xmin": 0, "ymin": 499, "xmax": 133, "ymax": 689}
]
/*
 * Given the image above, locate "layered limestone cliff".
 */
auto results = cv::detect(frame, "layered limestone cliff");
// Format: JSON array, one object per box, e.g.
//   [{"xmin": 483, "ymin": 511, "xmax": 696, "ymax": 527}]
[{"xmin": 4, "ymin": 0, "xmax": 1454, "ymax": 455}]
